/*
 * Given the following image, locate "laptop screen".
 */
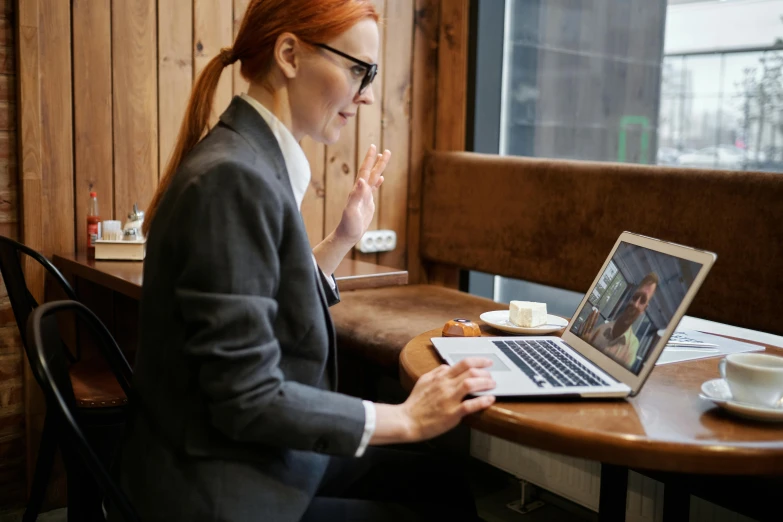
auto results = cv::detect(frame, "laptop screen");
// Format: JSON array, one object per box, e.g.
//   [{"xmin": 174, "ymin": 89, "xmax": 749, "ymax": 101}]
[{"xmin": 569, "ymin": 241, "xmax": 703, "ymax": 375}]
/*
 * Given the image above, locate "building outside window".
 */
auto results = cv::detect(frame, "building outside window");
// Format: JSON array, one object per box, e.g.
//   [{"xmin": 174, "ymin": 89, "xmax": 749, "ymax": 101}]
[
  {"xmin": 660, "ymin": 1, "xmax": 783, "ymax": 172},
  {"xmin": 470, "ymin": 0, "xmax": 783, "ymax": 307}
]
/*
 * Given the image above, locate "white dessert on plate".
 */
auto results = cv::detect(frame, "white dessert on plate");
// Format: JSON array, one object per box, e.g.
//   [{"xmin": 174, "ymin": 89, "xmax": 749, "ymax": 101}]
[{"xmin": 509, "ymin": 301, "xmax": 547, "ymax": 327}]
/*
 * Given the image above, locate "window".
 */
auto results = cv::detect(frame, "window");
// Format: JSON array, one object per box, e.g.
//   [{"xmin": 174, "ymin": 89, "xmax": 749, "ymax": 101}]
[
  {"xmin": 468, "ymin": 0, "xmax": 783, "ymax": 306},
  {"xmin": 661, "ymin": 51, "xmax": 783, "ymax": 171},
  {"xmin": 492, "ymin": 0, "xmax": 783, "ymax": 173}
]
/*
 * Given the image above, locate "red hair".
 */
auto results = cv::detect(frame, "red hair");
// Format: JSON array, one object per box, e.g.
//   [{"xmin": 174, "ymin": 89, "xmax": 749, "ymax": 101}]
[{"xmin": 143, "ymin": 0, "xmax": 380, "ymax": 235}]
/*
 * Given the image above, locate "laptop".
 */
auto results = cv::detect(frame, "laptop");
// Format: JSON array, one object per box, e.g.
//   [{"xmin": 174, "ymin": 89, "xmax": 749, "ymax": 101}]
[{"xmin": 432, "ymin": 232, "xmax": 716, "ymax": 398}]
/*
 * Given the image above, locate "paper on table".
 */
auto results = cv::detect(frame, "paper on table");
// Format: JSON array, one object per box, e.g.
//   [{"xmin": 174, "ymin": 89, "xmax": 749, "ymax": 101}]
[
  {"xmin": 656, "ymin": 330, "xmax": 763, "ymax": 366},
  {"xmin": 666, "ymin": 329, "xmax": 718, "ymax": 347}
]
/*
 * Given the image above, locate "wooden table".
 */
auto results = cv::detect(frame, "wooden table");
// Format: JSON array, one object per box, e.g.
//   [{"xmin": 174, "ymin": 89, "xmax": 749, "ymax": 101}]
[
  {"xmin": 400, "ymin": 328, "xmax": 783, "ymax": 521},
  {"xmin": 53, "ymin": 254, "xmax": 408, "ymax": 299},
  {"xmin": 51, "ymin": 253, "xmax": 407, "ymax": 362}
]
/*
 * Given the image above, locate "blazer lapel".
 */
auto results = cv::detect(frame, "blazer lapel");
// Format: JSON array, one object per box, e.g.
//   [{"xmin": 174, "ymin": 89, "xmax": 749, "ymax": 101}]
[
  {"xmin": 220, "ymin": 97, "xmax": 340, "ymax": 390},
  {"xmin": 218, "ymin": 97, "xmax": 293, "ymax": 191}
]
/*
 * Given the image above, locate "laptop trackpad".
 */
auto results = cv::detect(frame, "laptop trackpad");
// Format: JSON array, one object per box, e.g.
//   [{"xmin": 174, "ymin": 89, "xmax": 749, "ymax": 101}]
[{"xmin": 450, "ymin": 353, "xmax": 511, "ymax": 371}]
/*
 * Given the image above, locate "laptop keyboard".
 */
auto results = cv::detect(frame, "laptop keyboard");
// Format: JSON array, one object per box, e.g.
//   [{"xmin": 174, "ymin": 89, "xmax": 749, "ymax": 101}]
[{"xmin": 492, "ymin": 339, "xmax": 609, "ymax": 388}]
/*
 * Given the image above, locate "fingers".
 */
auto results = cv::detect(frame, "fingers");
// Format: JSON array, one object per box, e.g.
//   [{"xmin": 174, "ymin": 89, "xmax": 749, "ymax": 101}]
[
  {"xmin": 422, "ymin": 364, "xmax": 450, "ymax": 382},
  {"xmin": 459, "ymin": 395, "xmax": 496, "ymax": 416},
  {"xmin": 446, "ymin": 357, "xmax": 494, "ymax": 378},
  {"xmin": 457, "ymin": 377, "xmax": 496, "ymax": 397},
  {"xmin": 359, "ymin": 145, "xmax": 391, "ymax": 188},
  {"xmin": 345, "ymin": 178, "xmax": 369, "ymax": 208},
  {"xmin": 358, "ymin": 145, "xmax": 377, "ymax": 181},
  {"xmin": 368, "ymin": 150, "xmax": 391, "ymax": 188}
]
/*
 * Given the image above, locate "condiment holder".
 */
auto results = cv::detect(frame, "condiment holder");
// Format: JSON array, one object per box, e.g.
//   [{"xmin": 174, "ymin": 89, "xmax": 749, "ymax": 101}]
[{"xmin": 94, "ymin": 203, "xmax": 146, "ymax": 261}]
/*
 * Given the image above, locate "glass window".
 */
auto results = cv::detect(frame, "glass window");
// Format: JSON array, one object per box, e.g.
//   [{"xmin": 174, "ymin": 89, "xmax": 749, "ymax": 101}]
[
  {"xmin": 496, "ymin": 0, "xmax": 783, "ymax": 174},
  {"xmin": 473, "ymin": 0, "xmax": 783, "ymax": 308}
]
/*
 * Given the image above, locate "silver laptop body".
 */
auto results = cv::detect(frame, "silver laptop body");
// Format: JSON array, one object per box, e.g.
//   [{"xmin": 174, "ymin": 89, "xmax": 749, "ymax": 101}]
[{"xmin": 431, "ymin": 232, "xmax": 716, "ymax": 398}]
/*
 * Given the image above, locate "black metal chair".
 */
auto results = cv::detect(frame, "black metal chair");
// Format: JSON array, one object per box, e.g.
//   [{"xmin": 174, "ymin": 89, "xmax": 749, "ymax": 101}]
[
  {"xmin": 0, "ymin": 236, "xmax": 128, "ymax": 520},
  {"xmin": 27, "ymin": 300, "xmax": 139, "ymax": 522}
]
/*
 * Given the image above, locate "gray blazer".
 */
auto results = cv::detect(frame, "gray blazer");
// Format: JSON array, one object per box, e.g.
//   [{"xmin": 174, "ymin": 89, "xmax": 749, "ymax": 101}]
[{"xmin": 112, "ymin": 97, "xmax": 366, "ymax": 522}]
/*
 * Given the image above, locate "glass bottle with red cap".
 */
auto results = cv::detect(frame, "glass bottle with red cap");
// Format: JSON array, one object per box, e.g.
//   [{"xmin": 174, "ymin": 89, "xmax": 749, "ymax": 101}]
[{"xmin": 87, "ymin": 190, "xmax": 100, "ymax": 259}]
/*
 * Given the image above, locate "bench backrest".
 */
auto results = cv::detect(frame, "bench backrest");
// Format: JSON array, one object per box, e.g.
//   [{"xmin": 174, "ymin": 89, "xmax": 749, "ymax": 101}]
[{"xmin": 421, "ymin": 151, "xmax": 783, "ymax": 336}]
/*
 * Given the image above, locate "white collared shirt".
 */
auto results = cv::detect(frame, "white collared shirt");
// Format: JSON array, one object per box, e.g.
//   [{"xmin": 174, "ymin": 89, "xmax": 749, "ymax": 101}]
[{"xmin": 239, "ymin": 94, "xmax": 376, "ymax": 457}]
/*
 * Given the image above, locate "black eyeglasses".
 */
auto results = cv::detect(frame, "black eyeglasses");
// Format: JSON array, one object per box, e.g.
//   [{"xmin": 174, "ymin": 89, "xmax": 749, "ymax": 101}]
[{"xmin": 316, "ymin": 43, "xmax": 378, "ymax": 95}]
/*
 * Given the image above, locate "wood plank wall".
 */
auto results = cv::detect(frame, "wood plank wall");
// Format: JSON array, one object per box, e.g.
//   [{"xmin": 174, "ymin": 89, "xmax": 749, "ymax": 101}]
[
  {"xmin": 8, "ymin": 0, "xmax": 468, "ymax": 511},
  {"xmin": 0, "ymin": 0, "xmax": 22, "ymax": 510},
  {"xmin": 16, "ymin": 0, "xmax": 432, "ymax": 262}
]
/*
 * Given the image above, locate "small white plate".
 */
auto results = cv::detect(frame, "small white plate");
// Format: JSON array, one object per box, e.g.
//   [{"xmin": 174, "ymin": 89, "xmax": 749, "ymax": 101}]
[
  {"xmin": 699, "ymin": 378, "xmax": 783, "ymax": 422},
  {"xmin": 479, "ymin": 310, "xmax": 569, "ymax": 335}
]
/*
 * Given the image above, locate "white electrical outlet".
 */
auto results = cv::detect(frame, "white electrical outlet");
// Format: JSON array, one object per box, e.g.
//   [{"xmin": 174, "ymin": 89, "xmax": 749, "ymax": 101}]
[{"xmin": 356, "ymin": 229, "xmax": 397, "ymax": 253}]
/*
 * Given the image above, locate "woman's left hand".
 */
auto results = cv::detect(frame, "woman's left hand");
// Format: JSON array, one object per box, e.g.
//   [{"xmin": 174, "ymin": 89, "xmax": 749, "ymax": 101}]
[{"xmin": 335, "ymin": 144, "xmax": 391, "ymax": 244}]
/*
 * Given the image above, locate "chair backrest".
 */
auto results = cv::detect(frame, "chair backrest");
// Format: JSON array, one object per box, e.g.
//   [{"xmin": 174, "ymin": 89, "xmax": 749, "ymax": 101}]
[
  {"xmin": 0, "ymin": 235, "xmax": 77, "ymax": 350},
  {"xmin": 420, "ymin": 151, "xmax": 783, "ymax": 336},
  {"xmin": 27, "ymin": 300, "xmax": 138, "ymax": 522}
]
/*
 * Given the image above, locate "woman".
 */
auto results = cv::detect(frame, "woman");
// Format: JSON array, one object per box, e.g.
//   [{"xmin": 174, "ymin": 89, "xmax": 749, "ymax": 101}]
[{"xmin": 112, "ymin": 1, "xmax": 496, "ymax": 520}]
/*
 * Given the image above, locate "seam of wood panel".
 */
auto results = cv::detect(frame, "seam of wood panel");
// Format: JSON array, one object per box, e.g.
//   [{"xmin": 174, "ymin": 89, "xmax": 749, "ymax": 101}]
[
  {"xmin": 378, "ymin": 0, "xmax": 388, "ymax": 229},
  {"xmin": 70, "ymin": 3, "xmax": 76, "ymax": 254},
  {"xmin": 155, "ymin": 0, "xmax": 160, "ymax": 181},
  {"xmin": 192, "ymin": 0, "xmax": 196, "ymax": 86},
  {"xmin": 109, "ymin": 0, "xmax": 116, "ymax": 219}
]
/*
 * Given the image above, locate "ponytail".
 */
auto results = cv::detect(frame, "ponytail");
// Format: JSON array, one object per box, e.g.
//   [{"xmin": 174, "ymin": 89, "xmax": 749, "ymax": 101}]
[{"xmin": 142, "ymin": 48, "xmax": 236, "ymax": 236}]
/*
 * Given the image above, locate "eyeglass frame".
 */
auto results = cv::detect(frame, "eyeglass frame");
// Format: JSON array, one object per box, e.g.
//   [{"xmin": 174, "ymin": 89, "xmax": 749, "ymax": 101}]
[{"xmin": 315, "ymin": 43, "xmax": 378, "ymax": 95}]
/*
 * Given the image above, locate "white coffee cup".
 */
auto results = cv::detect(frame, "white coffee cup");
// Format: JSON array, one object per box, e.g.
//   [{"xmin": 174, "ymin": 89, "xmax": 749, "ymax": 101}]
[{"xmin": 718, "ymin": 353, "xmax": 783, "ymax": 408}]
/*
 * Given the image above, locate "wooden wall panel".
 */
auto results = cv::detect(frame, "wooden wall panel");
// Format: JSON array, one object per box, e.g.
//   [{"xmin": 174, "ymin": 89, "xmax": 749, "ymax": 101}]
[
  {"xmin": 112, "ymin": 0, "xmax": 158, "ymax": 219},
  {"xmin": 232, "ymin": 0, "xmax": 251, "ymax": 96},
  {"xmin": 422, "ymin": 0, "xmax": 469, "ymax": 287},
  {"xmin": 378, "ymin": 0, "xmax": 412, "ymax": 270},
  {"xmin": 194, "ymin": 0, "xmax": 233, "ymax": 127},
  {"xmin": 435, "ymin": 0, "xmax": 468, "ymax": 152},
  {"xmin": 39, "ymin": 0, "xmax": 73, "ymax": 257},
  {"xmin": 324, "ymin": 117, "xmax": 358, "ymax": 238},
  {"xmin": 73, "ymin": 0, "xmax": 113, "ymax": 255},
  {"xmin": 0, "ymin": 0, "xmax": 21, "ymax": 507},
  {"xmin": 16, "ymin": 0, "xmax": 45, "ymax": 505},
  {"xmin": 407, "ymin": 0, "xmax": 441, "ymax": 283},
  {"xmin": 354, "ymin": 0, "xmax": 386, "ymax": 265},
  {"xmin": 28, "ymin": 0, "xmax": 74, "ymax": 507},
  {"xmin": 301, "ymin": 137, "xmax": 326, "ymax": 246},
  {"xmin": 158, "ymin": 0, "xmax": 193, "ymax": 175}
]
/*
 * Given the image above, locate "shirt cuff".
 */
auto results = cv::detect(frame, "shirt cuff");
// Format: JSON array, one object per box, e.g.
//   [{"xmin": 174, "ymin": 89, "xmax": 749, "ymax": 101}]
[
  {"xmin": 354, "ymin": 400, "xmax": 376, "ymax": 457},
  {"xmin": 312, "ymin": 255, "xmax": 336, "ymax": 290},
  {"xmin": 322, "ymin": 269, "xmax": 336, "ymax": 290}
]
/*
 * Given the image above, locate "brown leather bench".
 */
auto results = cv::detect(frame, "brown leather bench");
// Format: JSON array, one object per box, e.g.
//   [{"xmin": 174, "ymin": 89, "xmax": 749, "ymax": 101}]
[{"xmin": 331, "ymin": 151, "xmax": 783, "ymax": 392}]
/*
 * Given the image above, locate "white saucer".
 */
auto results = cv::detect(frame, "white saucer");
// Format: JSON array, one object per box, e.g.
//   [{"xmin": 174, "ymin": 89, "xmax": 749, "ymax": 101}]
[
  {"xmin": 699, "ymin": 378, "xmax": 783, "ymax": 422},
  {"xmin": 479, "ymin": 310, "xmax": 569, "ymax": 335}
]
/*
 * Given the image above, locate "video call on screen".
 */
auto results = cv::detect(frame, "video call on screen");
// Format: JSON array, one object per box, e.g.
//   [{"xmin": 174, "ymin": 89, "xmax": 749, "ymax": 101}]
[{"xmin": 569, "ymin": 242, "xmax": 703, "ymax": 375}]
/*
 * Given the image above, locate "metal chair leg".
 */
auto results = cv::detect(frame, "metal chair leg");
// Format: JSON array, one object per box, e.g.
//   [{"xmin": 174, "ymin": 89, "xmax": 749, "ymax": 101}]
[{"xmin": 23, "ymin": 414, "xmax": 58, "ymax": 522}]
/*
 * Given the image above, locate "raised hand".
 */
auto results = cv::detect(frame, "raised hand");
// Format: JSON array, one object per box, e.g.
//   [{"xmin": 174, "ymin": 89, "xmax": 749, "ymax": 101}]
[
  {"xmin": 580, "ymin": 308, "xmax": 600, "ymax": 340},
  {"xmin": 335, "ymin": 144, "xmax": 391, "ymax": 245}
]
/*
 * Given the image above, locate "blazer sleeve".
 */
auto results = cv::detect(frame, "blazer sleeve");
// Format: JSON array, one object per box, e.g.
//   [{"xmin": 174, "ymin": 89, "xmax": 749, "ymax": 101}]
[
  {"xmin": 318, "ymin": 268, "xmax": 341, "ymax": 307},
  {"xmin": 172, "ymin": 163, "xmax": 365, "ymax": 456}
]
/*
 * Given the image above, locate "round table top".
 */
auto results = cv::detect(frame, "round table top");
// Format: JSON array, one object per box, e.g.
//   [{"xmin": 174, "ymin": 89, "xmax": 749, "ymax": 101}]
[{"xmin": 399, "ymin": 326, "xmax": 783, "ymax": 475}]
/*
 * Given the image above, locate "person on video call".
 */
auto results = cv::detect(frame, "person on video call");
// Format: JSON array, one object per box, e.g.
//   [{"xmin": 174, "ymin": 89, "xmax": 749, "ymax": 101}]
[
  {"xmin": 580, "ymin": 273, "xmax": 659, "ymax": 368},
  {"xmin": 108, "ymin": 1, "xmax": 496, "ymax": 521}
]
